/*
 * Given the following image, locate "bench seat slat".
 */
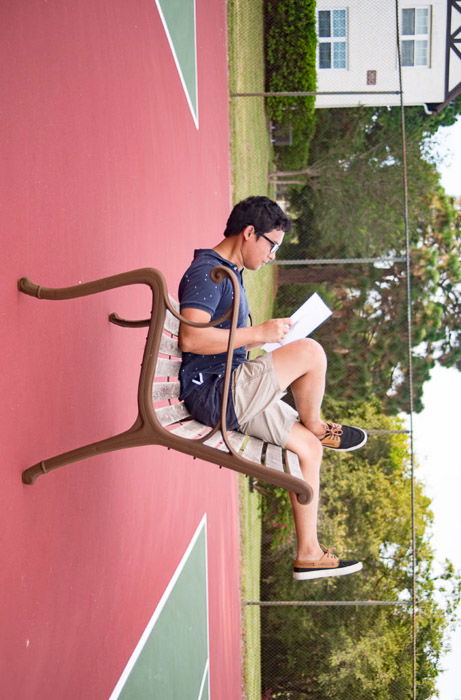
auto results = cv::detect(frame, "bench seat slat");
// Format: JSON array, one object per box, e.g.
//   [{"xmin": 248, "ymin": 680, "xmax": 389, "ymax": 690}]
[
  {"xmin": 155, "ymin": 402, "xmax": 191, "ymax": 427},
  {"xmin": 265, "ymin": 443, "xmax": 285, "ymax": 472},
  {"xmin": 227, "ymin": 431, "xmax": 247, "ymax": 452},
  {"xmin": 202, "ymin": 432, "xmax": 224, "ymax": 448},
  {"xmin": 242, "ymin": 436, "xmax": 264, "ymax": 464},
  {"xmin": 202, "ymin": 429, "xmax": 246, "ymax": 453},
  {"xmin": 171, "ymin": 419, "xmax": 211, "ymax": 439},
  {"xmin": 284, "ymin": 449, "xmax": 303, "ymax": 480}
]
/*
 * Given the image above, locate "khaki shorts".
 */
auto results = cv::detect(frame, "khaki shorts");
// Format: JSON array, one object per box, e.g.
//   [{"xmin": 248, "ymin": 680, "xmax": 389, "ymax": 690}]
[{"xmin": 231, "ymin": 353, "xmax": 299, "ymax": 448}]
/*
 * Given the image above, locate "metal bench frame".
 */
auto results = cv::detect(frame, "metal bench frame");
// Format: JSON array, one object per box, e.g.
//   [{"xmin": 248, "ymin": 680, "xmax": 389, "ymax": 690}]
[{"xmin": 18, "ymin": 266, "xmax": 312, "ymax": 504}]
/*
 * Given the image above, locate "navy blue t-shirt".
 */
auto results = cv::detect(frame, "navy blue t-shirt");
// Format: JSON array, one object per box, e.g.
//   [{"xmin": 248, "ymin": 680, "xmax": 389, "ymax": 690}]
[{"xmin": 178, "ymin": 249, "xmax": 249, "ymax": 430}]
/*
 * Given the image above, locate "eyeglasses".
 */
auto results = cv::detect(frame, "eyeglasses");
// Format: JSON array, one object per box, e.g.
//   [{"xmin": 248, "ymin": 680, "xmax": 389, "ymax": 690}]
[{"xmin": 258, "ymin": 232, "xmax": 281, "ymax": 254}]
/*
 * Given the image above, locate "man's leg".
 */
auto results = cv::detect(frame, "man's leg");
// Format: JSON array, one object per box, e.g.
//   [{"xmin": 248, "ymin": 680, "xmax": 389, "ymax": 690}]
[
  {"xmin": 284, "ymin": 421, "xmax": 324, "ymax": 561},
  {"xmin": 271, "ymin": 340, "xmax": 364, "ymax": 576},
  {"xmin": 232, "ymin": 349, "xmax": 363, "ymax": 578},
  {"xmin": 271, "ymin": 338, "xmax": 327, "ymax": 438},
  {"xmin": 271, "ymin": 338, "xmax": 367, "ymax": 452},
  {"xmin": 285, "ymin": 420, "xmax": 363, "ymax": 579}
]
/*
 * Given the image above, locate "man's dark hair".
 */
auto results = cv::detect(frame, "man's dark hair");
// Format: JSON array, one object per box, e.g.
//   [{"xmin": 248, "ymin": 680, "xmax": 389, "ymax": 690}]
[{"xmin": 223, "ymin": 196, "xmax": 291, "ymax": 237}]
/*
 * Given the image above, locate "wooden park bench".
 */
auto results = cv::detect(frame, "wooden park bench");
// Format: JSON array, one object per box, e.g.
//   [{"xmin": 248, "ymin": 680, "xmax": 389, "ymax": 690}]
[{"xmin": 18, "ymin": 266, "xmax": 312, "ymax": 504}]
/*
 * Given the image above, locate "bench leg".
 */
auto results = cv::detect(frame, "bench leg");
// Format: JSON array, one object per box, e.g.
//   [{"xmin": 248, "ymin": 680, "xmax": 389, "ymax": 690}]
[
  {"xmin": 17, "ymin": 268, "xmax": 170, "ymax": 485},
  {"xmin": 22, "ymin": 426, "xmax": 147, "ymax": 485}
]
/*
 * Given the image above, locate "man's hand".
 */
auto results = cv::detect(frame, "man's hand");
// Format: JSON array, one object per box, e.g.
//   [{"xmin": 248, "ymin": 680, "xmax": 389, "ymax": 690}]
[
  {"xmin": 179, "ymin": 307, "xmax": 293, "ymax": 355},
  {"xmin": 255, "ymin": 318, "xmax": 293, "ymax": 345}
]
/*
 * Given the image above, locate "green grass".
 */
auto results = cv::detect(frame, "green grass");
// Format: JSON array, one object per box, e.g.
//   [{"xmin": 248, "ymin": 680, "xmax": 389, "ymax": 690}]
[
  {"xmin": 238, "ymin": 478, "xmax": 262, "ymax": 700},
  {"xmin": 227, "ymin": 1, "xmax": 276, "ymax": 697},
  {"xmin": 228, "ymin": 0, "xmax": 275, "ymax": 201}
]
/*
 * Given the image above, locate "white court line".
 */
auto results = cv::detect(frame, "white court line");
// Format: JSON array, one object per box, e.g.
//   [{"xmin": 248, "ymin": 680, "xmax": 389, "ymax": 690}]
[
  {"xmin": 197, "ymin": 657, "xmax": 210, "ymax": 700},
  {"xmin": 109, "ymin": 514, "xmax": 208, "ymax": 699},
  {"xmin": 154, "ymin": 0, "xmax": 199, "ymax": 129},
  {"xmin": 202, "ymin": 510, "xmax": 211, "ymax": 700}
]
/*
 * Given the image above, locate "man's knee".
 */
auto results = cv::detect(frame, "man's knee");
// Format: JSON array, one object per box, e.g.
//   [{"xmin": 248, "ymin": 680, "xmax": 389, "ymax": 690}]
[
  {"xmin": 271, "ymin": 337, "xmax": 327, "ymax": 389},
  {"xmin": 286, "ymin": 421, "xmax": 323, "ymax": 461},
  {"xmin": 297, "ymin": 338, "xmax": 327, "ymax": 370}
]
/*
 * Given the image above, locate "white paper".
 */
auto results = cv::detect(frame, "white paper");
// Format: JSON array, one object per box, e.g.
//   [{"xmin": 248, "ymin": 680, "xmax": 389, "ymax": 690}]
[{"xmin": 261, "ymin": 292, "xmax": 332, "ymax": 352}]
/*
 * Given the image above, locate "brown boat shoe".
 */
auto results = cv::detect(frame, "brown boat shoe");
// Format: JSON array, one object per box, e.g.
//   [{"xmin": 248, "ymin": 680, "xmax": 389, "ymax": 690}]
[
  {"xmin": 319, "ymin": 421, "xmax": 367, "ymax": 451},
  {"xmin": 293, "ymin": 547, "xmax": 363, "ymax": 580}
]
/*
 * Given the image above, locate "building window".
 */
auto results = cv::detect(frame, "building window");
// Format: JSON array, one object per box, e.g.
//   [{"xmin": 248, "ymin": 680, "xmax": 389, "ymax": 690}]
[
  {"xmin": 401, "ymin": 7, "xmax": 430, "ymax": 66},
  {"xmin": 318, "ymin": 9, "xmax": 348, "ymax": 69}
]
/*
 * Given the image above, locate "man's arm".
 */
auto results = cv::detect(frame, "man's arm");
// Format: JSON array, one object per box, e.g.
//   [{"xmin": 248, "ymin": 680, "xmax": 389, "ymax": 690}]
[{"xmin": 179, "ymin": 307, "xmax": 292, "ymax": 355}]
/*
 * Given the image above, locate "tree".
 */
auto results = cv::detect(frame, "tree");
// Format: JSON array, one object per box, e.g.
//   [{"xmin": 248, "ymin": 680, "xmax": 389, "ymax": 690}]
[
  {"xmin": 276, "ymin": 187, "xmax": 461, "ymax": 413},
  {"xmin": 278, "ymin": 106, "xmax": 446, "ymax": 259},
  {"xmin": 259, "ymin": 399, "xmax": 461, "ymax": 698},
  {"xmin": 367, "ymin": 94, "xmax": 461, "ymax": 141},
  {"xmin": 274, "ymin": 103, "xmax": 461, "ymax": 413}
]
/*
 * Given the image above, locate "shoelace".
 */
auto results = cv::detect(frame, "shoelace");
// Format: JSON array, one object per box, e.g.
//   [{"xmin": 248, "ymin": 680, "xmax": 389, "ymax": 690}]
[
  {"xmin": 322, "ymin": 422, "xmax": 343, "ymax": 440},
  {"xmin": 320, "ymin": 546, "xmax": 338, "ymax": 562}
]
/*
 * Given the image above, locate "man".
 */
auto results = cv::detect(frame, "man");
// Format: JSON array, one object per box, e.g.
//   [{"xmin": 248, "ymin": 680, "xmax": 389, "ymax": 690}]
[{"xmin": 178, "ymin": 196, "xmax": 367, "ymax": 580}]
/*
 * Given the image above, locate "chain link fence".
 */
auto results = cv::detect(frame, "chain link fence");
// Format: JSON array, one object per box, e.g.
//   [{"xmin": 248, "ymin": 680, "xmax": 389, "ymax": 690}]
[{"xmin": 231, "ymin": 0, "xmax": 461, "ymax": 698}]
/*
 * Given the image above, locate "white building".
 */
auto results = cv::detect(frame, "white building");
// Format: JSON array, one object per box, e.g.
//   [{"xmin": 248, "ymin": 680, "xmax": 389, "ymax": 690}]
[{"xmin": 315, "ymin": 0, "xmax": 461, "ymax": 112}]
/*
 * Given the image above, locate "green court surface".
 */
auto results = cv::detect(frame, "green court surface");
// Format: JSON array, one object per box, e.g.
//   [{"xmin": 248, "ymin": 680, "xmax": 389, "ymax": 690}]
[
  {"xmin": 109, "ymin": 517, "xmax": 209, "ymax": 699},
  {"xmin": 155, "ymin": 0, "xmax": 198, "ymax": 127}
]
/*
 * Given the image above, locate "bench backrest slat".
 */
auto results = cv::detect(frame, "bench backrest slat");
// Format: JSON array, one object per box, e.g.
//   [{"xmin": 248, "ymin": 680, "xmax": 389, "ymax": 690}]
[
  {"xmin": 160, "ymin": 333, "xmax": 181, "ymax": 357},
  {"xmin": 164, "ymin": 313, "xmax": 179, "ymax": 335},
  {"xmin": 164, "ymin": 295, "xmax": 180, "ymax": 335},
  {"xmin": 156, "ymin": 357, "xmax": 182, "ymax": 377},
  {"xmin": 153, "ymin": 381, "xmax": 181, "ymax": 401}
]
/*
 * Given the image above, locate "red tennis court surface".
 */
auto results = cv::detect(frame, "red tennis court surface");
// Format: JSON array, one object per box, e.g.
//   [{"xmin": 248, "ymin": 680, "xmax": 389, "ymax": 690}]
[{"xmin": 1, "ymin": 2, "xmax": 242, "ymax": 697}]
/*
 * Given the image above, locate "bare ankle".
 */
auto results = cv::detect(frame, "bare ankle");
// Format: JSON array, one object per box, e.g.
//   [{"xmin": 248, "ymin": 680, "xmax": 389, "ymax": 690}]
[
  {"xmin": 296, "ymin": 545, "xmax": 324, "ymax": 561},
  {"xmin": 305, "ymin": 420, "xmax": 327, "ymax": 439}
]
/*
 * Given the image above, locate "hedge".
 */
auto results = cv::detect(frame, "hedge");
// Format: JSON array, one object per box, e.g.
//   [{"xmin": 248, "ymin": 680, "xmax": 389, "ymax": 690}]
[{"xmin": 265, "ymin": 0, "xmax": 318, "ymax": 168}]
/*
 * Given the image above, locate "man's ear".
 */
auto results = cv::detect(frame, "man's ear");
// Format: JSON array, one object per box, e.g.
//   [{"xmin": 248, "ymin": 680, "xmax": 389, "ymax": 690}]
[{"xmin": 242, "ymin": 225, "xmax": 254, "ymax": 241}]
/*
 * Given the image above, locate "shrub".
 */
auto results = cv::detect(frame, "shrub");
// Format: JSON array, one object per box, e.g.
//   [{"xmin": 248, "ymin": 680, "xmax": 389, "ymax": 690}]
[{"xmin": 265, "ymin": 0, "xmax": 318, "ymax": 168}]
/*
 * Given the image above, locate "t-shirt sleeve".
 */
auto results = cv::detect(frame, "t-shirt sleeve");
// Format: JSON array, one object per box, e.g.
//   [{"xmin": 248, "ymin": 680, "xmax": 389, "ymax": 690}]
[{"xmin": 178, "ymin": 262, "xmax": 225, "ymax": 317}]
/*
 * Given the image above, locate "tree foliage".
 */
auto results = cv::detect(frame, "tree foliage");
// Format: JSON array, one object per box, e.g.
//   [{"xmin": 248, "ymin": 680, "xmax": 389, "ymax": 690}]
[
  {"xmin": 259, "ymin": 400, "xmax": 461, "ymax": 698},
  {"xmin": 265, "ymin": 99, "xmax": 461, "ymax": 697},
  {"xmin": 281, "ymin": 106, "xmax": 450, "ymax": 257},
  {"xmin": 275, "ymin": 105, "xmax": 461, "ymax": 413}
]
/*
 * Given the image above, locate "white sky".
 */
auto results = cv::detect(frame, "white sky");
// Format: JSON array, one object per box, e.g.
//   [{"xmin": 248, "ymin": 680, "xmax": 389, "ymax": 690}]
[
  {"xmin": 412, "ymin": 117, "xmax": 461, "ymax": 699},
  {"xmin": 413, "ymin": 367, "xmax": 461, "ymax": 699},
  {"xmin": 430, "ymin": 117, "xmax": 461, "ymax": 198}
]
